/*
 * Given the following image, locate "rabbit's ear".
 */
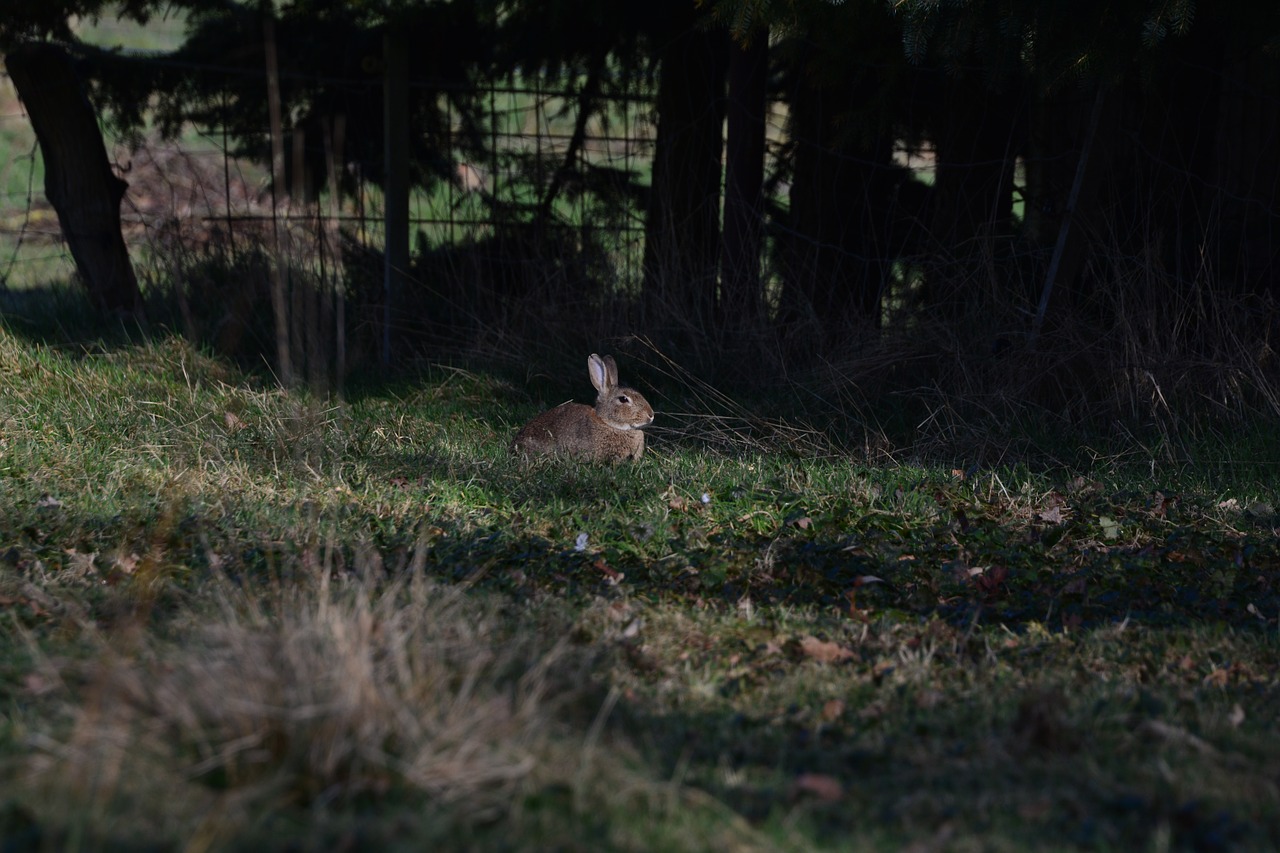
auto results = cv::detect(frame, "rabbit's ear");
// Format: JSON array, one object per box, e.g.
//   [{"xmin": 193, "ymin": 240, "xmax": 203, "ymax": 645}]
[
  {"xmin": 602, "ymin": 355, "xmax": 619, "ymax": 387},
  {"xmin": 588, "ymin": 353, "xmax": 609, "ymax": 393}
]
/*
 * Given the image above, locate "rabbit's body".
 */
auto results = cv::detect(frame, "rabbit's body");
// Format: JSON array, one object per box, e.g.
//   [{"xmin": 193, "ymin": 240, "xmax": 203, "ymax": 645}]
[{"xmin": 511, "ymin": 354, "xmax": 654, "ymax": 462}]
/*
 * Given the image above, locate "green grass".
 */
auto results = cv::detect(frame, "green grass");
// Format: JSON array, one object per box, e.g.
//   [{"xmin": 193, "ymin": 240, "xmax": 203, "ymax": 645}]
[{"xmin": 1, "ymin": 317, "xmax": 1280, "ymax": 850}]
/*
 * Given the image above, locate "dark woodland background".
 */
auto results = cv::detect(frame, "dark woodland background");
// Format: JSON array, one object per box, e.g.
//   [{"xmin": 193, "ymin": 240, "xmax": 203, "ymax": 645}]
[{"xmin": 3, "ymin": 0, "xmax": 1279, "ymax": 447}]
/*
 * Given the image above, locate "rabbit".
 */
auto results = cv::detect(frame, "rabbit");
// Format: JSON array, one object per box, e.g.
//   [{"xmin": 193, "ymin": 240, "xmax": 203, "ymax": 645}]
[{"xmin": 511, "ymin": 353, "xmax": 654, "ymax": 461}]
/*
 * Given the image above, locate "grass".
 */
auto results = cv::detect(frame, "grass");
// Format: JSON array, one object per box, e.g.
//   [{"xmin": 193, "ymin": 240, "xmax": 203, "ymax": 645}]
[{"xmin": 2, "ymin": 306, "xmax": 1280, "ymax": 850}]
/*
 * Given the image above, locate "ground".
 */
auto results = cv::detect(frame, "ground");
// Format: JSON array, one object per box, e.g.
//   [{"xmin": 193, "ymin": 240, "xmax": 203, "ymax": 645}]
[{"xmin": 1, "ymin": 326, "xmax": 1278, "ymax": 851}]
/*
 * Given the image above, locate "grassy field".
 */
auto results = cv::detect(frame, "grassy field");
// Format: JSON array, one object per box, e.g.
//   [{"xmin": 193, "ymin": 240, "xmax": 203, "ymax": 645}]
[{"xmin": 1, "ymin": 305, "xmax": 1279, "ymax": 851}]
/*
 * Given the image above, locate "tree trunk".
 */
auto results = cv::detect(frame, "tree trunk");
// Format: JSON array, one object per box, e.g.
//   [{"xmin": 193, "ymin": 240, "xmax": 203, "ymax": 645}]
[
  {"xmin": 1214, "ymin": 48, "xmax": 1280, "ymax": 298},
  {"xmin": 780, "ymin": 71, "xmax": 892, "ymax": 344},
  {"xmin": 6, "ymin": 42, "xmax": 143, "ymax": 317},
  {"xmin": 642, "ymin": 18, "xmax": 728, "ymax": 335},
  {"xmin": 921, "ymin": 75, "xmax": 1021, "ymax": 310},
  {"xmin": 720, "ymin": 33, "xmax": 769, "ymax": 336}
]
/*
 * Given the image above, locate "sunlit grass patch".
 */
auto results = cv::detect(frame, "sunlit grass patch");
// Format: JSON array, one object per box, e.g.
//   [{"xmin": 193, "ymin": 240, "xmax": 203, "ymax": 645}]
[{"xmin": 2, "ymin": 325, "xmax": 1280, "ymax": 848}]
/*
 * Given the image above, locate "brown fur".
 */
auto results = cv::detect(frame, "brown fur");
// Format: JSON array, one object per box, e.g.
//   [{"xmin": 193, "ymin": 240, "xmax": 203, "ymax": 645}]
[{"xmin": 511, "ymin": 354, "xmax": 654, "ymax": 462}]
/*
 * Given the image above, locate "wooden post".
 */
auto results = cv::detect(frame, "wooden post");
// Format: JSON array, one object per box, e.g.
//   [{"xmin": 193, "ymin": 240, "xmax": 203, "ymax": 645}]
[
  {"xmin": 382, "ymin": 30, "xmax": 410, "ymax": 367},
  {"xmin": 263, "ymin": 16, "xmax": 293, "ymax": 385}
]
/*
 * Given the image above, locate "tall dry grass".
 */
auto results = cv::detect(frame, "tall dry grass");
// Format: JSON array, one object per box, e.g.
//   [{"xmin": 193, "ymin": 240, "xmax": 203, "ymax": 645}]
[{"xmin": 21, "ymin": 563, "xmax": 606, "ymax": 844}]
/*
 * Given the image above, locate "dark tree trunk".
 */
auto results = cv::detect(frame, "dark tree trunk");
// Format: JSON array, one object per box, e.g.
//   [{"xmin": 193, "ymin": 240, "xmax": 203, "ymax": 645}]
[
  {"xmin": 928, "ymin": 82, "xmax": 1019, "ymax": 248},
  {"xmin": 642, "ymin": 18, "xmax": 728, "ymax": 333},
  {"xmin": 780, "ymin": 71, "xmax": 892, "ymax": 344},
  {"xmin": 921, "ymin": 75, "xmax": 1021, "ymax": 308},
  {"xmin": 1140, "ymin": 33, "xmax": 1224, "ymax": 290},
  {"xmin": 1022, "ymin": 84, "xmax": 1118, "ymax": 318},
  {"xmin": 6, "ymin": 42, "xmax": 143, "ymax": 317},
  {"xmin": 720, "ymin": 33, "xmax": 769, "ymax": 335},
  {"xmin": 1214, "ymin": 49, "xmax": 1280, "ymax": 298}
]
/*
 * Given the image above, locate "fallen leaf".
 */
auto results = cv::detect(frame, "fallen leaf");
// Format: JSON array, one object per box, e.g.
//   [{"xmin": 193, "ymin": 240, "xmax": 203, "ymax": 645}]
[
  {"xmin": 113, "ymin": 552, "xmax": 141, "ymax": 575},
  {"xmin": 63, "ymin": 548, "xmax": 97, "ymax": 578},
  {"xmin": 791, "ymin": 773, "xmax": 843, "ymax": 802},
  {"xmin": 791, "ymin": 516, "xmax": 813, "ymax": 530},
  {"xmin": 37, "ymin": 494, "xmax": 62, "ymax": 509},
  {"xmin": 1246, "ymin": 501, "xmax": 1274, "ymax": 519},
  {"xmin": 798, "ymin": 636, "xmax": 854, "ymax": 664},
  {"xmin": 976, "ymin": 564, "xmax": 1009, "ymax": 597},
  {"xmin": 1229, "ymin": 704, "xmax": 1246, "ymax": 728},
  {"xmin": 821, "ymin": 699, "xmax": 846, "ymax": 721},
  {"xmin": 1039, "ymin": 505, "xmax": 1064, "ymax": 524},
  {"xmin": 593, "ymin": 558, "xmax": 623, "ymax": 584},
  {"xmin": 1203, "ymin": 668, "xmax": 1230, "ymax": 688}
]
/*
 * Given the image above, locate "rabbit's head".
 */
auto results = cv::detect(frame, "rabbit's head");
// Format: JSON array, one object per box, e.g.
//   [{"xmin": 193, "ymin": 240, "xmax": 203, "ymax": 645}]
[{"xmin": 589, "ymin": 353, "xmax": 654, "ymax": 431}]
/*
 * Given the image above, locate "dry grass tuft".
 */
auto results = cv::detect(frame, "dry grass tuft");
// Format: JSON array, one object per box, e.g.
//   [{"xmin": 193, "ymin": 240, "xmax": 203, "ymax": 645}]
[
  {"xmin": 24, "ymin": 565, "xmax": 593, "ymax": 840},
  {"xmin": 633, "ymin": 337, "xmax": 839, "ymax": 458}
]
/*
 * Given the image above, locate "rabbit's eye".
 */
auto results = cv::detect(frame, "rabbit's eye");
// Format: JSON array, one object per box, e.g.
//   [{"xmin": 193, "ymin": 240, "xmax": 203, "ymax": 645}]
[{"xmin": 618, "ymin": 395, "xmax": 630, "ymax": 404}]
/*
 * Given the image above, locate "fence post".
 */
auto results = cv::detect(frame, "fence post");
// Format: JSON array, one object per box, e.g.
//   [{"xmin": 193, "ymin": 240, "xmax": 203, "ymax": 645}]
[{"xmin": 383, "ymin": 29, "xmax": 410, "ymax": 367}]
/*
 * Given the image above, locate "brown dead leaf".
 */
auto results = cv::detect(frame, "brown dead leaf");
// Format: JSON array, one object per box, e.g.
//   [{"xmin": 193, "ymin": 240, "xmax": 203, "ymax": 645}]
[
  {"xmin": 791, "ymin": 773, "xmax": 844, "ymax": 802},
  {"xmin": 593, "ymin": 558, "xmax": 624, "ymax": 584},
  {"xmin": 1203, "ymin": 668, "xmax": 1230, "ymax": 688},
  {"xmin": 798, "ymin": 636, "xmax": 854, "ymax": 664},
  {"xmin": 113, "ymin": 552, "xmax": 141, "ymax": 575},
  {"xmin": 63, "ymin": 548, "xmax": 97, "ymax": 578},
  {"xmin": 872, "ymin": 659, "xmax": 896, "ymax": 682},
  {"xmin": 792, "ymin": 516, "xmax": 812, "ymax": 530},
  {"xmin": 223, "ymin": 411, "xmax": 245, "ymax": 431},
  {"xmin": 821, "ymin": 699, "xmax": 846, "ymax": 722}
]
